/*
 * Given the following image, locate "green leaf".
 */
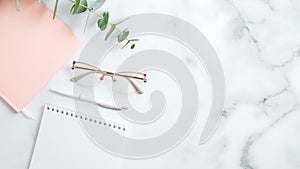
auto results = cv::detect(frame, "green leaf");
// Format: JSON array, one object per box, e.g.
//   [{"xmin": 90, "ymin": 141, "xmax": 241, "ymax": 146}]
[
  {"xmin": 97, "ymin": 11, "xmax": 109, "ymax": 31},
  {"xmin": 103, "ymin": 11, "xmax": 109, "ymax": 25},
  {"xmin": 97, "ymin": 19, "xmax": 107, "ymax": 31},
  {"xmin": 117, "ymin": 28, "xmax": 129, "ymax": 42},
  {"xmin": 130, "ymin": 44, "xmax": 136, "ymax": 49},
  {"xmin": 53, "ymin": 0, "xmax": 59, "ymax": 19},
  {"xmin": 15, "ymin": 0, "xmax": 20, "ymax": 11},
  {"xmin": 77, "ymin": 0, "xmax": 88, "ymax": 13},
  {"xmin": 37, "ymin": 0, "xmax": 41, "ymax": 4},
  {"xmin": 92, "ymin": 0, "xmax": 106, "ymax": 11},
  {"xmin": 105, "ymin": 24, "xmax": 116, "ymax": 41},
  {"xmin": 70, "ymin": 0, "xmax": 87, "ymax": 15},
  {"xmin": 97, "ymin": 19, "xmax": 102, "ymax": 30},
  {"xmin": 129, "ymin": 39, "xmax": 139, "ymax": 42},
  {"xmin": 70, "ymin": 0, "xmax": 80, "ymax": 14},
  {"xmin": 121, "ymin": 40, "xmax": 131, "ymax": 49}
]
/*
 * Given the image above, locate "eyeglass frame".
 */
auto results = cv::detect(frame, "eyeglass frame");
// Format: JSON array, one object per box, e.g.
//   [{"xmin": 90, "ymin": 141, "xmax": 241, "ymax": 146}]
[{"xmin": 70, "ymin": 61, "xmax": 147, "ymax": 94}]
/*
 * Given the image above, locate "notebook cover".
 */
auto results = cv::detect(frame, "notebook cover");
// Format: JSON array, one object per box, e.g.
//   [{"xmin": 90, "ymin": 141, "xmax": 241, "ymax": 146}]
[{"xmin": 0, "ymin": 0, "xmax": 82, "ymax": 112}]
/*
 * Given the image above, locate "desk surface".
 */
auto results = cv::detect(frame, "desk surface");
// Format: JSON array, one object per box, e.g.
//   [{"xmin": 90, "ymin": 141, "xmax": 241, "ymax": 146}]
[{"xmin": 1, "ymin": 0, "xmax": 300, "ymax": 169}]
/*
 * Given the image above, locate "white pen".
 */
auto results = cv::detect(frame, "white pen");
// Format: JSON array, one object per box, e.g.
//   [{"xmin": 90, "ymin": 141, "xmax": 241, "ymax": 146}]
[{"xmin": 49, "ymin": 89, "xmax": 127, "ymax": 111}]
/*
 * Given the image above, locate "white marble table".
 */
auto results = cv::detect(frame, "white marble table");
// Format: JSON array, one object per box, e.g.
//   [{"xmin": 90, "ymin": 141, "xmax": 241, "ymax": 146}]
[{"xmin": 1, "ymin": 0, "xmax": 300, "ymax": 168}]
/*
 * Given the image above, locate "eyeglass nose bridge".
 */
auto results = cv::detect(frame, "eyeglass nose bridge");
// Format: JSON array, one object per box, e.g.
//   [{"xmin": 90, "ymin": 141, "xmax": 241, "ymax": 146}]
[
  {"xmin": 99, "ymin": 72, "xmax": 117, "ymax": 82},
  {"xmin": 99, "ymin": 75, "xmax": 105, "ymax": 81}
]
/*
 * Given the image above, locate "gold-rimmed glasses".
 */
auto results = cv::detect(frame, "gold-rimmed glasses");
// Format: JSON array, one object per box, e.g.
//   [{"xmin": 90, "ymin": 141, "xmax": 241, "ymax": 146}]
[{"xmin": 70, "ymin": 61, "xmax": 147, "ymax": 94}]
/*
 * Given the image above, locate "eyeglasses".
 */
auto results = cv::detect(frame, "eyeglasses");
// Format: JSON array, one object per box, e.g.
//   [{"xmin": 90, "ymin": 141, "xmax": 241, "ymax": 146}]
[{"xmin": 70, "ymin": 61, "xmax": 147, "ymax": 94}]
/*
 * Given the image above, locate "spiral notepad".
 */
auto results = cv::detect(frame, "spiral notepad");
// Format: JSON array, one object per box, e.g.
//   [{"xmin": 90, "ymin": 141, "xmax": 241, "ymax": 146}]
[
  {"xmin": 29, "ymin": 104, "xmax": 127, "ymax": 169},
  {"xmin": 44, "ymin": 104, "xmax": 126, "ymax": 131}
]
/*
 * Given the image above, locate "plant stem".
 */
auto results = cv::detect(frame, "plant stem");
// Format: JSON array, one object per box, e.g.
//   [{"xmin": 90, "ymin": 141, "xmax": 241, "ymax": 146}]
[
  {"xmin": 68, "ymin": 0, "xmax": 132, "ymax": 46},
  {"xmin": 53, "ymin": 0, "xmax": 59, "ymax": 19}
]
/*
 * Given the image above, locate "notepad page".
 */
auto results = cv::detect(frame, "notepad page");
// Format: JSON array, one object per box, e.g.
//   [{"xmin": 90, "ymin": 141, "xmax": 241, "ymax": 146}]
[{"xmin": 29, "ymin": 105, "xmax": 127, "ymax": 169}]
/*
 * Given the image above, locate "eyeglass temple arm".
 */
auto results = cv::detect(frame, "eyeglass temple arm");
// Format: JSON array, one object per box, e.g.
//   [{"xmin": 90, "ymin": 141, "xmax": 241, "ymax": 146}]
[
  {"xmin": 73, "ymin": 61, "xmax": 99, "ymax": 70},
  {"xmin": 126, "ymin": 78, "xmax": 144, "ymax": 94},
  {"xmin": 72, "ymin": 66, "xmax": 102, "ymax": 72},
  {"xmin": 70, "ymin": 72, "xmax": 100, "ymax": 82},
  {"xmin": 114, "ymin": 73, "xmax": 147, "ymax": 82}
]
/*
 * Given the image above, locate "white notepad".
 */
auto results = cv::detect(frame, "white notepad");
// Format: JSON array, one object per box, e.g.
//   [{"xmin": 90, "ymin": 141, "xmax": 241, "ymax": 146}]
[
  {"xmin": 29, "ymin": 104, "xmax": 206, "ymax": 169},
  {"xmin": 29, "ymin": 104, "xmax": 127, "ymax": 169}
]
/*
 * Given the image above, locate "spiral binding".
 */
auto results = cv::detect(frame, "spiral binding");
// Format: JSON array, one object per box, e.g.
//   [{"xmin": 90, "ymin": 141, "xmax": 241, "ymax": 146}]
[{"xmin": 45, "ymin": 104, "xmax": 126, "ymax": 131}]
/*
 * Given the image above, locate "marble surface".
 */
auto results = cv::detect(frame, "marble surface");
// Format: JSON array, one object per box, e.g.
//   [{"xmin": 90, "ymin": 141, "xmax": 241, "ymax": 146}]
[{"xmin": 1, "ymin": 0, "xmax": 300, "ymax": 168}]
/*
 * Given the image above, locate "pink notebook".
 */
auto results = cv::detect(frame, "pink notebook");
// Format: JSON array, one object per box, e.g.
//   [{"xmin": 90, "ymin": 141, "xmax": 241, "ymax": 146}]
[{"xmin": 0, "ymin": 0, "xmax": 82, "ymax": 112}]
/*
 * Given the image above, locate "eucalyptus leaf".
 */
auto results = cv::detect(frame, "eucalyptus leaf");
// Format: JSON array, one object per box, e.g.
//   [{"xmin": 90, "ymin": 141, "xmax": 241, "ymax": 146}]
[
  {"xmin": 71, "ymin": 0, "xmax": 80, "ymax": 14},
  {"xmin": 130, "ymin": 44, "xmax": 135, "ymax": 49},
  {"xmin": 97, "ymin": 11, "xmax": 109, "ymax": 31},
  {"xmin": 97, "ymin": 19, "xmax": 103, "ymax": 30},
  {"xmin": 117, "ymin": 28, "xmax": 129, "ymax": 42},
  {"xmin": 71, "ymin": 0, "xmax": 87, "ymax": 15},
  {"xmin": 97, "ymin": 19, "xmax": 107, "ymax": 31},
  {"xmin": 103, "ymin": 11, "xmax": 109, "ymax": 23},
  {"xmin": 92, "ymin": 0, "xmax": 106, "ymax": 11},
  {"xmin": 105, "ymin": 24, "xmax": 116, "ymax": 41},
  {"xmin": 53, "ymin": 0, "xmax": 59, "ymax": 19},
  {"xmin": 129, "ymin": 39, "xmax": 139, "ymax": 42},
  {"xmin": 77, "ymin": 0, "xmax": 88, "ymax": 13}
]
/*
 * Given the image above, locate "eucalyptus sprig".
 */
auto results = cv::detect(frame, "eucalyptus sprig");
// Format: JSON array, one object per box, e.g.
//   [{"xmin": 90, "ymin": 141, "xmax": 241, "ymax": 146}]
[{"xmin": 15, "ymin": 0, "xmax": 138, "ymax": 49}]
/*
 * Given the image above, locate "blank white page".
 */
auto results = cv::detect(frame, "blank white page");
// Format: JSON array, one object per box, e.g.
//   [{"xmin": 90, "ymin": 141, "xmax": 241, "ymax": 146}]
[{"xmin": 29, "ymin": 104, "xmax": 127, "ymax": 169}]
